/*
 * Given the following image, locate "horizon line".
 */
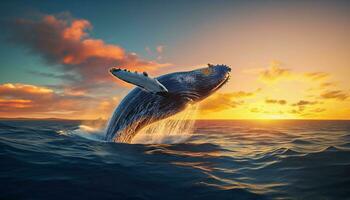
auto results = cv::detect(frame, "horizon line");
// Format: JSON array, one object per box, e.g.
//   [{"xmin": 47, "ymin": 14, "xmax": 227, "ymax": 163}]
[{"xmin": 1, "ymin": 117, "xmax": 349, "ymax": 121}]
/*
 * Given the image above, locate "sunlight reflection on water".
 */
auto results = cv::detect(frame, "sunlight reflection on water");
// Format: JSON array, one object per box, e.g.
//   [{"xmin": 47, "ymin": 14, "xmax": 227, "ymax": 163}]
[{"xmin": 132, "ymin": 104, "xmax": 199, "ymax": 144}]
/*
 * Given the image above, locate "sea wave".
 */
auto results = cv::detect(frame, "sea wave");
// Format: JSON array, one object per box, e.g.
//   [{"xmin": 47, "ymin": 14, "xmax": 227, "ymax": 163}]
[{"xmin": 0, "ymin": 120, "xmax": 350, "ymax": 199}]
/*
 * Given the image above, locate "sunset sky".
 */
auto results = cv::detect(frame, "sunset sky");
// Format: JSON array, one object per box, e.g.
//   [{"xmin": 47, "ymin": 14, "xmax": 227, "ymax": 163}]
[{"xmin": 0, "ymin": 0, "xmax": 349, "ymax": 120}]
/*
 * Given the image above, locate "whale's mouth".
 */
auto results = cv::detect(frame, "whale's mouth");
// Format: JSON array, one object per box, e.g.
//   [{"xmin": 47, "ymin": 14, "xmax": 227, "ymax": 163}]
[
  {"xmin": 186, "ymin": 70, "xmax": 230, "ymax": 102},
  {"xmin": 211, "ymin": 71, "xmax": 230, "ymax": 93}
]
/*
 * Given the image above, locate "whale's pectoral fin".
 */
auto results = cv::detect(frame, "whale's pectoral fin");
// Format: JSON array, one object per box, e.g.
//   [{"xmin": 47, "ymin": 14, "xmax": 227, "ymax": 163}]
[{"xmin": 109, "ymin": 67, "xmax": 169, "ymax": 95}]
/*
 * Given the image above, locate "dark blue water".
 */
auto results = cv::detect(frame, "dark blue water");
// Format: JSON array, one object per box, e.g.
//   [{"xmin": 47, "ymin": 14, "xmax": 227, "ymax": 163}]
[{"xmin": 1, "ymin": 120, "xmax": 350, "ymax": 200}]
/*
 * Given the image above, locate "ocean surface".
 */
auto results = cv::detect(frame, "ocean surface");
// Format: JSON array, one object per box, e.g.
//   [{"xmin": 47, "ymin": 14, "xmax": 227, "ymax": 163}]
[{"xmin": 1, "ymin": 119, "xmax": 350, "ymax": 200}]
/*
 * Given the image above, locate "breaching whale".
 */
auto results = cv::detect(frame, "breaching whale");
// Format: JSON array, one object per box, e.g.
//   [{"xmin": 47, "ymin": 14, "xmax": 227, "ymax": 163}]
[{"xmin": 105, "ymin": 64, "xmax": 231, "ymax": 143}]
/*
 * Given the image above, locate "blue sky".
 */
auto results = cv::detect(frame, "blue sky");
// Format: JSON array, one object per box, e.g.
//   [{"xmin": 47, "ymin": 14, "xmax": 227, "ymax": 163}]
[{"xmin": 0, "ymin": 0, "xmax": 235, "ymax": 85}]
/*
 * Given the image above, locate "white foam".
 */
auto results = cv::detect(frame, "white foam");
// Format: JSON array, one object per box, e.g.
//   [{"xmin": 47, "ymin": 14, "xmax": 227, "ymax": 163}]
[
  {"xmin": 132, "ymin": 104, "xmax": 199, "ymax": 144},
  {"xmin": 57, "ymin": 104, "xmax": 199, "ymax": 144},
  {"xmin": 57, "ymin": 122, "xmax": 107, "ymax": 142}
]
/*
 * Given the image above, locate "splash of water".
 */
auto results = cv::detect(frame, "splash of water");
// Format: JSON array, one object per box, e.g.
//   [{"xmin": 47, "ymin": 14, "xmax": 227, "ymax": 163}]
[
  {"xmin": 57, "ymin": 119, "xmax": 107, "ymax": 142},
  {"xmin": 57, "ymin": 104, "xmax": 199, "ymax": 144},
  {"xmin": 132, "ymin": 104, "xmax": 199, "ymax": 144}
]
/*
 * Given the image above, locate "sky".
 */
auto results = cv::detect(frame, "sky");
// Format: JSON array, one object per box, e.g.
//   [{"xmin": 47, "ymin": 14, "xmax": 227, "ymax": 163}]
[{"xmin": 0, "ymin": 0, "xmax": 350, "ymax": 120}]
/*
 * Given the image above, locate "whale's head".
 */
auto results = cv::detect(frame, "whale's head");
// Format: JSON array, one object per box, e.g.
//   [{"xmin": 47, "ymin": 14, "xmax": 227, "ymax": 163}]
[{"xmin": 160, "ymin": 64, "xmax": 231, "ymax": 102}]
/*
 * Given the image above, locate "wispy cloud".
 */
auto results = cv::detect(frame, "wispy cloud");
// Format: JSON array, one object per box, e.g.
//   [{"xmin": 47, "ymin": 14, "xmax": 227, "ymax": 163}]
[
  {"xmin": 291, "ymin": 100, "xmax": 318, "ymax": 106},
  {"xmin": 265, "ymin": 98, "xmax": 287, "ymax": 105},
  {"xmin": 199, "ymin": 90, "xmax": 259, "ymax": 113},
  {"xmin": 259, "ymin": 61, "xmax": 291, "ymax": 82},
  {"xmin": 27, "ymin": 70, "xmax": 79, "ymax": 82},
  {"xmin": 320, "ymin": 90, "xmax": 348, "ymax": 101},
  {"xmin": 247, "ymin": 61, "xmax": 331, "ymax": 84},
  {"xmin": 145, "ymin": 45, "xmax": 165, "ymax": 60},
  {"xmin": 304, "ymin": 72, "xmax": 329, "ymax": 81},
  {"xmin": 319, "ymin": 82, "xmax": 337, "ymax": 89},
  {"xmin": 156, "ymin": 45, "xmax": 164, "ymax": 54},
  {"xmin": 289, "ymin": 100, "xmax": 320, "ymax": 115}
]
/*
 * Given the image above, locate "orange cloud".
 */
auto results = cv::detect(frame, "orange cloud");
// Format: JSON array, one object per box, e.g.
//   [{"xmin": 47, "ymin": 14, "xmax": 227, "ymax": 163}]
[
  {"xmin": 63, "ymin": 38, "xmax": 125, "ymax": 64},
  {"xmin": 289, "ymin": 100, "xmax": 320, "ymax": 116},
  {"xmin": 0, "ymin": 99, "xmax": 32, "ymax": 108},
  {"xmin": 199, "ymin": 90, "xmax": 258, "ymax": 113},
  {"xmin": 250, "ymin": 107, "xmax": 260, "ymax": 113},
  {"xmin": 291, "ymin": 100, "xmax": 318, "ymax": 106},
  {"xmin": 288, "ymin": 106, "xmax": 326, "ymax": 117},
  {"xmin": 265, "ymin": 99, "xmax": 287, "ymax": 105},
  {"xmin": 0, "ymin": 83, "xmax": 118, "ymax": 119},
  {"xmin": 254, "ymin": 61, "xmax": 331, "ymax": 84},
  {"xmin": 320, "ymin": 90, "xmax": 348, "ymax": 101},
  {"xmin": 62, "ymin": 18, "xmax": 91, "ymax": 41},
  {"xmin": 10, "ymin": 13, "xmax": 167, "ymax": 92},
  {"xmin": 259, "ymin": 62, "xmax": 291, "ymax": 82},
  {"xmin": 319, "ymin": 82, "xmax": 337, "ymax": 89},
  {"xmin": 309, "ymin": 108, "xmax": 326, "ymax": 113},
  {"xmin": 0, "ymin": 83, "xmax": 53, "ymax": 95},
  {"xmin": 229, "ymin": 90, "xmax": 257, "ymax": 98},
  {"xmin": 304, "ymin": 72, "xmax": 329, "ymax": 81}
]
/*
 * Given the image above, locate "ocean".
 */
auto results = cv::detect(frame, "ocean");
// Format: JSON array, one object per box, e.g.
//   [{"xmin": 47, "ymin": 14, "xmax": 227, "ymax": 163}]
[{"xmin": 0, "ymin": 119, "xmax": 349, "ymax": 200}]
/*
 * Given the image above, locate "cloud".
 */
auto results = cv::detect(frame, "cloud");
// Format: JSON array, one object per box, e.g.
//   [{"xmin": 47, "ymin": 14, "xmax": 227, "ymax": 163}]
[
  {"xmin": 309, "ymin": 108, "xmax": 326, "ymax": 113},
  {"xmin": 307, "ymin": 81, "xmax": 340, "ymax": 95},
  {"xmin": 156, "ymin": 45, "xmax": 164, "ymax": 54},
  {"xmin": 259, "ymin": 61, "xmax": 291, "ymax": 82},
  {"xmin": 199, "ymin": 95, "xmax": 240, "ymax": 113},
  {"xmin": 320, "ymin": 90, "xmax": 348, "ymax": 100},
  {"xmin": 249, "ymin": 107, "xmax": 285, "ymax": 115},
  {"xmin": 145, "ymin": 45, "xmax": 165, "ymax": 60},
  {"xmin": 250, "ymin": 61, "xmax": 331, "ymax": 84},
  {"xmin": 9, "ymin": 13, "xmax": 168, "ymax": 92},
  {"xmin": 230, "ymin": 90, "xmax": 257, "ymax": 98},
  {"xmin": 265, "ymin": 98, "xmax": 287, "ymax": 105},
  {"xmin": 27, "ymin": 70, "xmax": 79, "ymax": 82},
  {"xmin": 319, "ymin": 82, "xmax": 337, "ymax": 89},
  {"xmin": 291, "ymin": 100, "xmax": 318, "ymax": 106},
  {"xmin": 0, "ymin": 99, "xmax": 32, "ymax": 108},
  {"xmin": 0, "ymin": 83, "xmax": 83, "ymax": 112},
  {"xmin": 199, "ymin": 90, "xmax": 258, "ymax": 113},
  {"xmin": 289, "ymin": 100, "xmax": 320, "ymax": 114},
  {"xmin": 145, "ymin": 47, "xmax": 152, "ymax": 55},
  {"xmin": 0, "ymin": 83, "xmax": 118, "ymax": 119},
  {"xmin": 304, "ymin": 72, "xmax": 329, "ymax": 80},
  {"xmin": 289, "ymin": 107, "xmax": 326, "ymax": 116},
  {"xmin": 250, "ymin": 107, "xmax": 260, "ymax": 113},
  {"xmin": 250, "ymin": 98, "xmax": 327, "ymax": 117},
  {"xmin": 0, "ymin": 83, "xmax": 53, "ymax": 96}
]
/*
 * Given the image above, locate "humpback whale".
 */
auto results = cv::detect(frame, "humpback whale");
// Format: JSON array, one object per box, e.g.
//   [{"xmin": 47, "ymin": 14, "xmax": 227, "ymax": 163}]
[{"xmin": 106, "ymin": 64, "xmax": 231, "ymax": 143}]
